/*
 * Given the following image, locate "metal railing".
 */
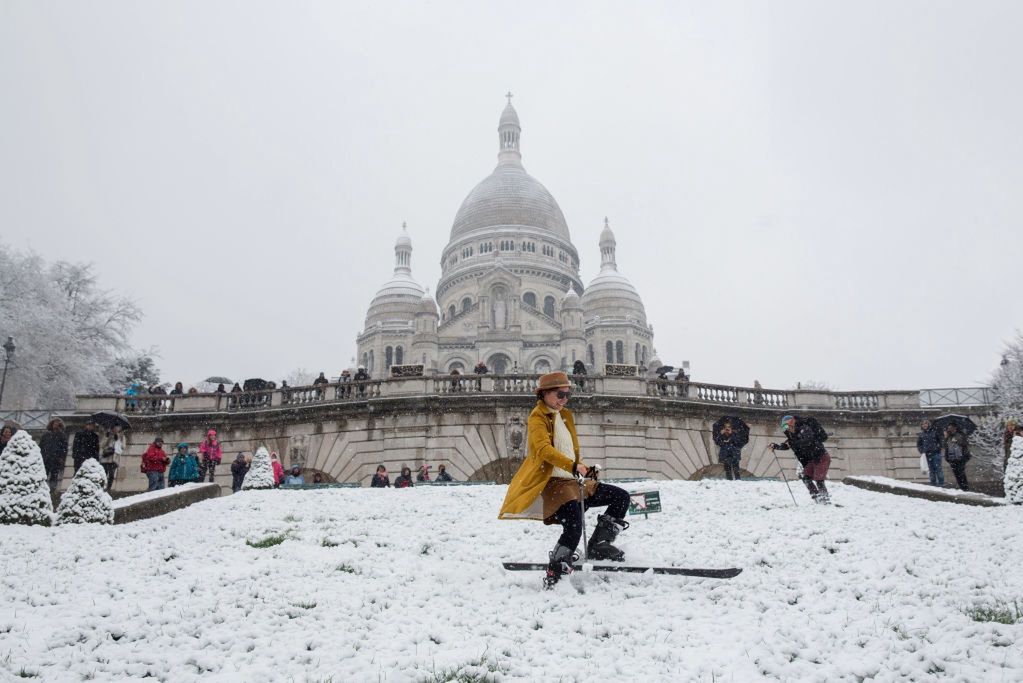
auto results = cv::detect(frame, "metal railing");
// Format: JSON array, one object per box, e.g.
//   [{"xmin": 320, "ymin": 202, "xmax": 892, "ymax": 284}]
[
  {"xmin": 919, "ymin": 387, "xmax": 993, "ymax": 408},
  {"xmin": 0, "ymin": 410, "xmax": 56, "ymax": 430}
]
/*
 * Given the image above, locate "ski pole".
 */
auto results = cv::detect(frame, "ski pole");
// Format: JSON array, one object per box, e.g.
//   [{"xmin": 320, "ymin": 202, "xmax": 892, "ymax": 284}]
[
  {"xmin": 577, "ymin": 472, "xmax": 588, "ymax": 563},
  {"xmin": 770, "ymin": 446, "xmax": 799, "ymax": 506}
]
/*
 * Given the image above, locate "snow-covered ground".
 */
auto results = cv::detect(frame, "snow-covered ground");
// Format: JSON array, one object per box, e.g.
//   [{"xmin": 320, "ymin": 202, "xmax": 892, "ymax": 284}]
[{"xmin": 2, "ymin": 480, "xmax": 1022, "ymax": 681}]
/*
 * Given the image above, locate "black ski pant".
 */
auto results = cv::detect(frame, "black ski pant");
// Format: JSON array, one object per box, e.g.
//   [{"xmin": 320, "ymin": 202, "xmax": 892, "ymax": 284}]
[
  {"xmin": 721, "ymin": 457, "xmax": 741, "ymax": 480},
  {"xmin": 551, "ymin": 482, "xmax": 630, "ymax": 551},
  {"xmin": 948, "ymin": 459, "xmax": 969, "ymax": 491}
]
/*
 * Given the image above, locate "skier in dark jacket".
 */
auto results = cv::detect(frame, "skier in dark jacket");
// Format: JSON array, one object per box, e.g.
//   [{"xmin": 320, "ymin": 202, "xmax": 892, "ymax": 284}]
[
  {"xmin": 40, "ymin": 418, "xmax": 69, "ymax": 493},
  {"xmin": 71, "ymin": 421, "xmax": 101, "ymax": 473},
  {"xmin": 770, "ymin": 415, "xmax": 832, "ymax": 504},
  {"xmin": 394, "ymin": 465, "xmax": 414, "ymax": 488},
  {"xmin": 713, "ymin": 420, "xmax": 745, "ymax": 481},
  {"xmin": 370, "ymin": 464, "xmax": 390, "ymax": 487},
  {"xmin": 917, "ymin": 420, "xmax": 944, "ymax": 486}
]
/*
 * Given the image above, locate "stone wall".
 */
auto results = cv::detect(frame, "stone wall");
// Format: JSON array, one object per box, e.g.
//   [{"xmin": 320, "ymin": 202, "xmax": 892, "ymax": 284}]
[{"xmin": 61, "ymin": 376, "xmax": 994, "ymax": 495}]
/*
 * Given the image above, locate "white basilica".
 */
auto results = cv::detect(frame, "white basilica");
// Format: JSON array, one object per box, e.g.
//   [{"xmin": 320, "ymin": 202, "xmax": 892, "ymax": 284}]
[{"xmin": 356, "ymin": 97, "xmax": 655, "ymax": 378}]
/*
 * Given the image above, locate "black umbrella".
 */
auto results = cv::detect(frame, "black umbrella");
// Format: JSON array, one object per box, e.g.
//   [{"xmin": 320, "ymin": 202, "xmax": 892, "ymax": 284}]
[
  {"xmin": 930, "ymin": 414, "xmax": 977, "ymax": 436},
  {"xmin": 90, "ymin": 411, "xmax": 131, "ymax": 431},
  {"xmin": 712, "ymin": 416, "xmax": 750, "ymax": 447}
]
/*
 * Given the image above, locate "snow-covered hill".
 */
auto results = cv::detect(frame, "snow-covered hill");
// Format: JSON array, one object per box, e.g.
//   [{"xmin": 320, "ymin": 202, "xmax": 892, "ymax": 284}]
[{"xmin": 1, "ymin": 481, "xmax": 1021, "ymax": 681}]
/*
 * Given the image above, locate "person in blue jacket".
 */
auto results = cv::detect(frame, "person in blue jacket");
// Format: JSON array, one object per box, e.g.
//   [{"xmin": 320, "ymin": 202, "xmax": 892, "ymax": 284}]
[{"xmin": 168, "ymin": 443, "xmax": 200, "ymax": 486}]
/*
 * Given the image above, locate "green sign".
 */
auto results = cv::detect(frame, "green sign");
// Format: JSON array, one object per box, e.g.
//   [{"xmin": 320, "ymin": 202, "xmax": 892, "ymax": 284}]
[{"xmin": 628, "ymin": 490, "xmax": 661, "ymax": 517}]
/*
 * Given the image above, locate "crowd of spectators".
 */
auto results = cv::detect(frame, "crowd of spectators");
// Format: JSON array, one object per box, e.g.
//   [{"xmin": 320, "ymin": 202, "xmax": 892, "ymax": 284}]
[{"xmin": 370, "ymin": 463, "xmax": 456, "ymax": 487}]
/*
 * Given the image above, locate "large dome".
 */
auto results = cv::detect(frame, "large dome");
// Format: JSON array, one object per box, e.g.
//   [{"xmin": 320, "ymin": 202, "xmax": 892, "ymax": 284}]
[
  {"xmin": 449, "ymin": 98, "xmax": 571, "ymax": 243},
  {"xmin": 450, "ymin": 164, "xmax": 570, "ymax": 241},
  {"xmin": 580, "ymin": 219, "xmax": 647, "ymax": 323}
]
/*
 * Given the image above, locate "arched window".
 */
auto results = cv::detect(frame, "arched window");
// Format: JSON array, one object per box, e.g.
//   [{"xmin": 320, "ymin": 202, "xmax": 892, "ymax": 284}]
[
  {"xmin": 635, "ymin": 343, "xmax": 640, "ymax": 365},
  {"xmin": 385, "ymin": 346, "xmax": 393, "ymax": 368},
  {"xmin": 395, "ymin": 346, "xmax": 403, "ymax": 365},
  {"xmin": 605, "ymin": 341, "xmax": 614, "ymax": 364},
  {"xmin": 588, "ymin": 345, "xmax": 595, "ymax": 367},
  {"xmin": 448, "ymin": 305, "xmax": 456, "ymax": 319},
  {"xmin": 369, "ymin": 350, "xmax": 375, "ymax": 375},
  {"xmin": 448, "ymin": 361, "xmax": 465, "ymax": 373},
  {"xmin": 461, "ymin": 297, "xmax": 471, "ymax": 313},
  {"xmin": 642, "ymin": 346, "xmax": 648, "ymax": 363},
  {"xmin": 616, "ymin": 341, "xmax": 624, "ymax": 364},
  {"xmin": 523, "ymin": 292, "xmax": 537, "ymax": 308},
  {"xmin": 543, "ymin": 296, "xmax": 555, "ymax": 318},
  {"xmin": 361, "ymin": 352, "xmax": 368, "ymax": 369},
  {"xmin": 534, "ymin": 359, "xmax": 551, "ymax": 374}
]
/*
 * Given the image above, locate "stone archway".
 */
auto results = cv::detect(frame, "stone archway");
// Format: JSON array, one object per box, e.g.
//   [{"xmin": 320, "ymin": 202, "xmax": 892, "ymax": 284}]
[
  {"xmin": 689, "ymin": 464, "xmax": 757, "ymax": 481},
  {"xmin": 469, "ymin": 457, "xmax": 521, "ymax": 485},
  {"xmin": 488, "ymin": 353, "xmax": 512, "ymax": 374}
]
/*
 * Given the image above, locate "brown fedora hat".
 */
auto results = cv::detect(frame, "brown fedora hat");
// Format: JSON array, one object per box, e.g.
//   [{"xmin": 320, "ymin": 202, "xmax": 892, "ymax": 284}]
[{"xmin": 536, "ymin": 371, "xmax": 571, "ymax": 397}]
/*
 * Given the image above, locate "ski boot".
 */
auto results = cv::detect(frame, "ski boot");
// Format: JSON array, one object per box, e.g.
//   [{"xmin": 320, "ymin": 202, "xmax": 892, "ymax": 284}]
[
  {"xmin": 586, "ymin": 514, "xmax": 629, "ymax": 561},
  {"xmin": 815, "ymin": 482, "xmax": 831, "ymax": 505},
  {"xmin": 543, "ymin": 544, "xmax": 579, "ymax": 589}
]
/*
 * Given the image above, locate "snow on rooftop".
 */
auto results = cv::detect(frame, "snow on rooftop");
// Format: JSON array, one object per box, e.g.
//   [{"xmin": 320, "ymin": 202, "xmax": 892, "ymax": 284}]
[{"xmin": 1, "ymin": 480, "xmax": 1021, "ymax": 680}]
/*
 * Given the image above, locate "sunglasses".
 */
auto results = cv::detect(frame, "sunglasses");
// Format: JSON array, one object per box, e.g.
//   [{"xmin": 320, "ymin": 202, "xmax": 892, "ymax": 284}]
[{"xmin": 555, "ymin": 390, "xmax": 571, "ymax": 400}]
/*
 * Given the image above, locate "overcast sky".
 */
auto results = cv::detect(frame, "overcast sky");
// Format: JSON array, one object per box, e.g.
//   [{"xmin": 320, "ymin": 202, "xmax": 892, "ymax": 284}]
[{"xmin": 2, "ymin": 1, "xmax": 1020, "ymax": 391}]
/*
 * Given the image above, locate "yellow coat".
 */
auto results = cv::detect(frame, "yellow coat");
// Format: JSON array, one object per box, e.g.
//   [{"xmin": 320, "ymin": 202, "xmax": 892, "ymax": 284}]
[{"xmin": 498, "ymin": 400, "xmax": 584, "ymax": 521}]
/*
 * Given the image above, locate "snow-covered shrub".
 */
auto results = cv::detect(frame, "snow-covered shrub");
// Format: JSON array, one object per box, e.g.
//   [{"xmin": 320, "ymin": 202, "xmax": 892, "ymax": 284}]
[
  {"xmin": 1005, "ymin": 436, "xmax": 1023, "ymax": 505},
  {"xmin": 242, "ymin": 446, "xmax": 275, "ymax": 490},
  {"xmin": 0, "ymin": 431, "xmax": 54, "ymax": 526},
  {"xmin": 974, "ymin": 333, "xmax": 1023, "ymax": 476},
  {"xmin": 56, "ymin": 458, "xmax": 114, "ymax": 524}
]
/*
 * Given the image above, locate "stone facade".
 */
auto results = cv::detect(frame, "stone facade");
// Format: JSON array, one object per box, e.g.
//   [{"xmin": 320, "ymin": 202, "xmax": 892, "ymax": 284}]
[
  {"xmin": 356, "ymin": 97, "xmax": 653, "ymax": 379},
  {"xmin": 68, "ymin": 378, "xmax": 994, "ymax": 494}
]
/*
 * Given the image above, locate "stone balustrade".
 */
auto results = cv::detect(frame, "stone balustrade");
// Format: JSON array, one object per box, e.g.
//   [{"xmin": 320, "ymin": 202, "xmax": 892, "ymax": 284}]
[{"xmin": 73, "ymin": 377, "xmax": 990, "ymax": 416}]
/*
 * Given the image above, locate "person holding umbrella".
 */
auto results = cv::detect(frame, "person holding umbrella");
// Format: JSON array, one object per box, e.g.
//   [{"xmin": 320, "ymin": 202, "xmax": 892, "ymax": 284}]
[
  {"xmin": 943, "ymin": 423, "xmax": 972, "ymax": 491},
  {"xmin": 71, "ymin": 420, "xmax": 101, "ymax": 473},
  {"xmin": 713, "ymin": 417, "xmax": 750, "ymax": 481}
]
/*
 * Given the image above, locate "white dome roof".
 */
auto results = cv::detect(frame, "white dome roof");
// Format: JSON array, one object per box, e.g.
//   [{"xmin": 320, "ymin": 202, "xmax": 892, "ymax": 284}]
[
  {"xmin": 451, "ymin": 163, "xmax": 570, "ymax": 242},
  {"xmin": 364, "ymin": 226, "xmax": 425, "ymax": 326},
  {"xmin": 580, "ymin": 219, "xmax": 646, "ymax": 323}
]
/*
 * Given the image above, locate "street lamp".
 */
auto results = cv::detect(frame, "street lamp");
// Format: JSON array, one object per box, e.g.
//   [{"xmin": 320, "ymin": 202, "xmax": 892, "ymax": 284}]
[{"xmin": 0, "ymin": 336, "xmax": 14, "ymax": 409}]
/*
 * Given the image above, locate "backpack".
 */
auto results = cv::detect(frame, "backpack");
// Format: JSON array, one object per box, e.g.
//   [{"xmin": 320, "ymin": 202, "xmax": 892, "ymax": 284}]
[
  {"xmin": 946, "ymin": 441, "xmax": 965, "ymax": 462},
  {"xmin": 804, "ymin": 417, "xmax": 828, "ymax": 443}
]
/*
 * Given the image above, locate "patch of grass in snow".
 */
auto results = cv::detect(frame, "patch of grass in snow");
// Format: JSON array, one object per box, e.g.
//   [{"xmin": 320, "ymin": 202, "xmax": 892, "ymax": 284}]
[
  {"xmin": 336, "ymin": 563, "xmax": 357, "ymax": 574},
  {"xmin": 283, "ymin": 514, "xmax": 301, "ymax": 522},
  {"xmin": 246, "ymin": 534, "xmax": 287, "ymax": 548},
  {"xmin": 426, "ymin": 653, "xmax": 505, "ymax": 682},
  {"xmin": 16, "ymin": 668, "xmax": 39, "ymax": 678},
  {"xmin": 321, "ymin": 538, "xmax": 340, "ymax": 547},
  {"xmin": 293, "ymin": 601, "xmax": 317, "ymax": 610},
  {"xmin": 965, "ymin": 601, "xmax": 1023, "ymax": 625},
  {"xmin": 420, "ymin": 542, "xmax": 433, "ymax": 555}
]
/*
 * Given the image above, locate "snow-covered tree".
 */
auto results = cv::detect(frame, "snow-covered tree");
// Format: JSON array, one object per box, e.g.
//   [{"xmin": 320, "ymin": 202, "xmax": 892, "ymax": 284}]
[
  {"xmin": 55, "ymin": 458, "xmax": 114, "ymax": 525},
  {"xmin": 284, "ymin": 368, "xmax": 316, "ymax": 387},
  {"xmin": 974, "ymin": 333, "xmax": 1023, "ymax": 475},
  {"xmin": 1006, "ymin": 436, "xmax": 1023, "ymax": 505},
  {"xmin": 105, "ymin": 349, "xmax": 161, "ymax": 394},
  {"xmin": 0, "ymin": 242, "xmax": 143, "ymax": 408},
  {"xmin": 241, "ymin": 446, "xmax": 275, "ymax": 490},
  {"xmin": 0, "ymin": 431, "xmax": 54, "ymax": 526}
]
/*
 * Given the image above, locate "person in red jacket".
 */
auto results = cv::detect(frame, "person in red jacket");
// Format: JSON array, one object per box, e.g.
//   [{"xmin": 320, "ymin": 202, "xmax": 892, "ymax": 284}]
[
  {"xmin": 199, "ymin": 429, "xmax": 223, "ymax": 483},
  {"xmin": 141, "ymin": 437, "xmax": 170, "ymax": 491},
  {"xmin": 270, "ymin": 451, "xmax": 285, "ymax": 488}
]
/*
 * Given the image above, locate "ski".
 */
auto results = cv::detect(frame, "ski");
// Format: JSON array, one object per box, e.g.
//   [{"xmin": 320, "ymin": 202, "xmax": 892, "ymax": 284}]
[{"xmin": 502, "ymin": 562, "xmax": 742, "ymax": 578}]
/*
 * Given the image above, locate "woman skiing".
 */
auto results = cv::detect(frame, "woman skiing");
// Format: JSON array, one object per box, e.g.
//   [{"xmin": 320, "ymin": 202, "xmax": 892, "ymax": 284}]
[{"xmin": 498, "ymin": 371, "xmax": 631, "ymax": 588}]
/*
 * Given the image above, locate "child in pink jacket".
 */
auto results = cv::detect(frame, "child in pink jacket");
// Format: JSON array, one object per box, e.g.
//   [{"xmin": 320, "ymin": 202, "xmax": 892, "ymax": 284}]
[{"xmin": 199, "ymin": 429, "xmax": 223, "ymax": 483}]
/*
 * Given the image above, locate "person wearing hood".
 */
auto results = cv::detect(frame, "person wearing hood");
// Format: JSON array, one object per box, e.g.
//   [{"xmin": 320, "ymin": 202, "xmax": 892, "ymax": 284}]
[
  {"xmin": 371, "ymin": 464, "xmax": 390, "ymax": 487},
  {"xmin": 40, "ymin": 418, "xmax": 69, "ymax": 493},
  {"xmin": 230, "ymin": 452, "xmax": 249, "ymax": 493},
  {"xmin": 199, "ymin": 429, "xmax": 223, "ymax": 483},
  {"xmin": 353, "ymin": 366, "xmax": 370, "ymax": 397},
  {"xmin": 71, "ymin": 421, "xmax": 100, "ymax": 473},
  {"xmin": 571, "ymin": 360, "xmax": 587, "ymax": 389},
  {"xmin": 416, "ymin": 463, "xmax": 431, "ymax": 482},
  {"xmin": 713, "ymin": 420, "xmax": 744, "ymax": 481},
  {"xmin": 141, "ymin": 437, "xmax": 170, "ymax": 491},
  {"xmin": 100, "ymin": 425, "xmax": 126, "ymax": 491},
  {"xmin": 230, "ymin": 383, "xmax": 243, "ymax": 393},
  {"xmin": 394, "ymin": 465, "xmax": 414, "ymax": 488},
  {"xmin": 168, "ymin": 443, "xmax": 200, "ymax": 486},
  {"xmin": 498, "ymin": 372, "xmax": 632, "ymax": 588},
  {"xmin": 283, "ymin": 465, "xmax": 305, "ymax": 486},
  {"xmin": 435, "ymin": 464, "xmax": 454, "ymax": 483},
  {"xmin": 770, "ymin": 415, "xmax": 832, "ymax": 504},
  {"xmin": 270, "ymin": 451, "xmax": 285, "ymax": 488}
]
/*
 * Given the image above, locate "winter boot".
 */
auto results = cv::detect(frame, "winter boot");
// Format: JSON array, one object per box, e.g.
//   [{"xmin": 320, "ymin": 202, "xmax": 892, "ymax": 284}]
[
  {"xmin": 587, "ymin": 514, "xmax": 629, "ymax": 561},
  {"xmin": 815, "ymin": 481, "xmax": 831, "ymax": 505},
  {"xmin": 543, "ymin": 544, "xmax": 579, "ymax": 589}
]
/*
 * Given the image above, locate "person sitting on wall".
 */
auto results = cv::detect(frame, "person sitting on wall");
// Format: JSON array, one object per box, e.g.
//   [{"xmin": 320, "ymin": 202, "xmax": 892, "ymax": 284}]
[
  {"xmin": 394, "ymin": 465, "xmax": 414, "ymax": 488},
  {"xmin": 371, "ymin": 465, "xmax": 390, "ymax": 487},
  {"xmin": 283, "ymin": 466, "xmax": 305, "ymax": 486},
  {"xmin": 435, "ymin": 464, "xmax": 454, "ymax": 482}
]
